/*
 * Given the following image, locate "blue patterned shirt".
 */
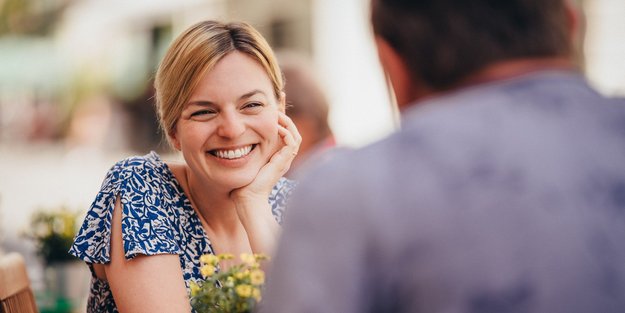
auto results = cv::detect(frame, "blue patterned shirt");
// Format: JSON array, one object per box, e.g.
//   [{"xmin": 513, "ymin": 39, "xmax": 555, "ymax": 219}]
[{"xmin": 69, "ymin": 151, "xmax": 294, "ymax": 313}]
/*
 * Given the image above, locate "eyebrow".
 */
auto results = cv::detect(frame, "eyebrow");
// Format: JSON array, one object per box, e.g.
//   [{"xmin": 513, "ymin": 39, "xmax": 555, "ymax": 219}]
[
  {"xmin": 187, "ymin": 89, "xmax": 267, "ymax": 107},
  {"xmin": 239, "ymin": 89, "xmax": 267, "ymax": 100}
]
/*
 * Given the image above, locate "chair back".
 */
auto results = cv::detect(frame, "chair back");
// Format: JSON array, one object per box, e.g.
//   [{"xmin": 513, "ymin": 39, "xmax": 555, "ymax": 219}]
[{"xmin": 0, "ymin": 253, "xmax": 38, "ymax": 313}]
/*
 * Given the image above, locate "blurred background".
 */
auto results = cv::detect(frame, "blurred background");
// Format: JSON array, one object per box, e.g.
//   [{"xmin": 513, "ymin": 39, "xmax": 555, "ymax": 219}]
[{"xmin": 0, "ymin": 0, "xmax": 623, "ymax": 311}]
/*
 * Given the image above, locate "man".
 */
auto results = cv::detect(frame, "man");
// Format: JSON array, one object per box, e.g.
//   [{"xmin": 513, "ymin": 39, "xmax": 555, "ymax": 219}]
[
  {"xmin": 261, "ymin": 0, "xmax": 625, "ymax": 312},
  {"xmin": 278, "ymin": 52, "xmax": 337, "ymax": 179}
]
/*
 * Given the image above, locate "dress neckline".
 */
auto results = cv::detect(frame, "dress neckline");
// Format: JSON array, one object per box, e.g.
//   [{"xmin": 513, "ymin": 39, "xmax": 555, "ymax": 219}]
[{"xmin": 151, "ymin": 152, "xmax": 217, "ymax": 255}]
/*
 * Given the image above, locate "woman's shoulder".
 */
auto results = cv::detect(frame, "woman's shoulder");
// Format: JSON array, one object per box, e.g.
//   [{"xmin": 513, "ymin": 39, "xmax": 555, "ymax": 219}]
[
  {"xmin": 109, "ymin": 152, "xmax": 185, "ymax": 220},
  {"xmin": 69, "ymin": 151, "xmax": 184, "ymax": 263},
  {"xmin": 110, "ymin": 151, "xmax": 168, "ymax": 177},
  {"xmin": 101, "ymin": 151, "xmax": 172, "ymax": 189}
]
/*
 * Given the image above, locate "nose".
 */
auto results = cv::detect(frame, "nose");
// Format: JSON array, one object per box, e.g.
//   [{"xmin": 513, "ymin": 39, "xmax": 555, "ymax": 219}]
[{"xmin": 216, "ymin": 111, "xmax": 245, "ymax": 139}]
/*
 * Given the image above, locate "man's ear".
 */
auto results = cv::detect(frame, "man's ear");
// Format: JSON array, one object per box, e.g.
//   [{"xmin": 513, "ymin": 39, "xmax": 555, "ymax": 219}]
[
  {"xmin": 565, "ymin": 0, "xmax": 583, "ymax": 60},
  {"xmin": 374, "ymin": 36, "xmax": 416, "ymax": 110},
  {"xmin": 565, "ymin": 0, "xmax": 581, "ymax": 39},
  {"xmin": 279, "ymin": 91, "xmax": 286, "ymax": 113}
]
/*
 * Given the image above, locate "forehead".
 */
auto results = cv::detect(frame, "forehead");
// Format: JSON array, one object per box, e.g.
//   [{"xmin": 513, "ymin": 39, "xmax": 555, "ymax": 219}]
[{"xmin": 191, "ymin": 51, "xmax": 275, "ymax": 101}]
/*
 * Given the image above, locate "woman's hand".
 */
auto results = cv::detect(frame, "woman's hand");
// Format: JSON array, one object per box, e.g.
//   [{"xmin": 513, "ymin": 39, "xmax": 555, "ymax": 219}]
[
  {"xmin": 231, "ymin": 111, "xmax": 301, "ymax": 205},
  {"xmin": 230, "ymin": 112, "xmax": 301, "ymax": 254}
]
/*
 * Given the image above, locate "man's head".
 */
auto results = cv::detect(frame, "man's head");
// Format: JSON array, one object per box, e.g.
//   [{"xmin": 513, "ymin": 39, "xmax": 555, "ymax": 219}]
[
  {"xmin": 279, "ymin": 52, "xmax": 333, "ymax": 160},
  {"xmin": 371, "ymin": 0, "xmax": 578, "ymax": 108}
]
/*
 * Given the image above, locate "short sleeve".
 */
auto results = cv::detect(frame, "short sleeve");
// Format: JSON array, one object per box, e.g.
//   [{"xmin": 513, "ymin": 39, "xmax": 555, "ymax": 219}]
[
  {"xmin": 69, "ymin": 152, "xmax": 182, "ymax": 263},
  {"xmin": 268, "ymin": 177, "xmax": 296, "ymax": 225}
]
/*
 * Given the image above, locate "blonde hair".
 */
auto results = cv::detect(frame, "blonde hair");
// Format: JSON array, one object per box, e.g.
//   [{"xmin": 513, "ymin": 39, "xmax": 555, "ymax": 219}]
[{"xmin": 154, "ymin": 21, "xmax": 284, "ymax": 145}]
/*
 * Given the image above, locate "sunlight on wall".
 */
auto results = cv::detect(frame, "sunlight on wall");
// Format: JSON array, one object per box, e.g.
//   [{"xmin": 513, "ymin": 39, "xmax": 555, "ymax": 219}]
[
  {"xmin": 312, "ymin": 0, "xmax": 396, "ymax": 148},
  {"xmin": 584, "ymin": 0, "xmax": 625, "ymax": 96}
]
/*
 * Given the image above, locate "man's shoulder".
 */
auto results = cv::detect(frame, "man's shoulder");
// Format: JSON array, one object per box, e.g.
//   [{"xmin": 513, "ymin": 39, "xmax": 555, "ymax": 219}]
[{"xmin": 292, "ymin": 132, "xmax": 430, "ymax": 206}]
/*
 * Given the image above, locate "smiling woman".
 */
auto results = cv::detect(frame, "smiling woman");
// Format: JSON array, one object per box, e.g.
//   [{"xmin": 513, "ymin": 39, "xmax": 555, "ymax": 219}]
[
  {"xmin": 174, "ymin": 52, "xmax": 285, "ymax": 192},
  {"xmin": 68, "ymin": 21, "xmax": 301, "ymax": 313}
]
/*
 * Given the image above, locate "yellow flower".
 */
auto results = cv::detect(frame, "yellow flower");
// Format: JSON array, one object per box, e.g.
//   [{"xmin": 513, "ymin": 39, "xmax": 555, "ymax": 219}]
[
  {"xmin": 224, "ymin": 276, "xmax": 235, "ymax": 287},
  {"xmin": 235, "ymin": 284, "xmax": 253, "ymax": 298},
  {"xmin": 234, "ymin": 270, "xmax": 249, "ymax": 280},
  {"xmin": 219, "ymin": 253, "xmax": 235, "ymax": 260},
  {"xmin": 252, "ymin": 287, "xmax": 262, "ymax": 301},
  {"xmin": 254, "ymin": 253, "xmax": 270, "ymax": 261},
  {"xmin": 189, "ymin": 282, "xmax": 200, "ymax": 296},
  {"xmin": 249, "ymin": 269, "xmax": 265, "ymax": 285},
  {"xmin": 200, "ymin": 254, "xmax": 219, "ymax": 265},
  {"xmin": 240, "ymin": 253, "xmax": 256, "ymax": 265},
  {"xmin": 200, "ymin": 265, "xmax": 215, "ymax": 278},
  {"xmin": 191, "ymin": 252, "xmax": 270, "ymax": 312}
]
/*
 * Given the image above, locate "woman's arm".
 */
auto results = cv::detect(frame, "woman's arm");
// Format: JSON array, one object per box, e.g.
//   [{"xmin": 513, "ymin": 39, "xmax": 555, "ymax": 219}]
[
  {"xmin": 104, "ymin": 197, "xmax": 191, "ymax": 313},
  {"xmin": 232, "ymin": 112, "xmax": 301, "ymax": 255},
  {"xmin": 232, "ymin": 197, "xmax": 281, "ymax": 255}
]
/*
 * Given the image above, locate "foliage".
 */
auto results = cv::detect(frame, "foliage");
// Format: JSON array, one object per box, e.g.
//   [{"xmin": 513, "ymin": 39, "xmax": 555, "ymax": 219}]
[
  {"xmin": 24, "ymin": 207, "xmax": 79, "ymax": 264},
  {"xmin": 191, "ymin": 253, "xmax": 269, "ymax": 313},
  {"xmin": 0, "ymin": 0, "xmax": 73, "ymax": 36}
]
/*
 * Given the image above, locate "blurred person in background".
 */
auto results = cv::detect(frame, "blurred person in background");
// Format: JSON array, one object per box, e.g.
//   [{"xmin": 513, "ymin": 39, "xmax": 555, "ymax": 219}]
[
  {"xmin": 69, "ymin": 21, "xmax": 300, "ymax": 313},
  {"xmin": 278, "ymin": 52, "xmax": 336, "ymax": 179},
  {"xmin": 260, "ymin": 0, "xmax": 625, "ymax": 312}
]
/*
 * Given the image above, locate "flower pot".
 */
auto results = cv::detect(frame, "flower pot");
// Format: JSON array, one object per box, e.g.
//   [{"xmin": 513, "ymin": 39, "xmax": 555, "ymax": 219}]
[{"xmin": 42, "ymin": 261, "xmax": 90, "ymax": 313}]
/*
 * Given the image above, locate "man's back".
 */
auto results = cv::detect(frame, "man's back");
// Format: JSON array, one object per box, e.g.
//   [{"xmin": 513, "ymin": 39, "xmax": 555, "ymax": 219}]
[{"xmin": 262, "ymin": 71, "xmax": 625, "ymax": 313}]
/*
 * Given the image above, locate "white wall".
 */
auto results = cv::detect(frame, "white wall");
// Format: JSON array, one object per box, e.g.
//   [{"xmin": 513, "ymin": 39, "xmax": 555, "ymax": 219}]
[
  {"xmin": 584, "ymin": 0, "xmax": 625, "ymax": 96},
  {"xmin": 312, "ymin": 0, "xmax": 396, "ymax": 148}
]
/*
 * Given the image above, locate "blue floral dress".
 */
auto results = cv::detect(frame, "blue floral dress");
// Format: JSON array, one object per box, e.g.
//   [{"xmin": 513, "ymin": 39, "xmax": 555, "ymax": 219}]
[{"xmin": 69, "ymin": 152, "xmax": 294, "ymax": 313}]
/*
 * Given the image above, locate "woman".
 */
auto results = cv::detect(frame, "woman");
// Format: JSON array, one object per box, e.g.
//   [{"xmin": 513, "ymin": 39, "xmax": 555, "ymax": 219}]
[{"xmin": 69, "ymin": 20, "xmax": 301, "ymax": 313}]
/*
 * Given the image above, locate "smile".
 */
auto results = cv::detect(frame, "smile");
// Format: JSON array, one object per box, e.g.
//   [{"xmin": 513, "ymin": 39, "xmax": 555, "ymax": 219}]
[{"xmin": 209, "ymin": 144, "xmax": 255, "ymax": 160}]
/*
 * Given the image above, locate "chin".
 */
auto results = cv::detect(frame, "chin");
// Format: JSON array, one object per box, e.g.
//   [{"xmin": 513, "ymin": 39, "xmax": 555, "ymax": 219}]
[{"xmin": 221, "ymin": 170, "xmax": 259, "ymax": 191}]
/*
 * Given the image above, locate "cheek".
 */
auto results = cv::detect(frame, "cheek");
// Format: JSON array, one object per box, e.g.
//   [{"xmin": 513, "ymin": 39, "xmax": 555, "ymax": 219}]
[
  {"xmin": 258, "ymin": 112, "xmax": 281, "ymax": 149},
  {"xmin": 177, "ymin": 123, "xmax": 214, "ymax": 148},
  {"xmin": 262, "ymin": 110, "xmax": 280, "ymax": 134}
]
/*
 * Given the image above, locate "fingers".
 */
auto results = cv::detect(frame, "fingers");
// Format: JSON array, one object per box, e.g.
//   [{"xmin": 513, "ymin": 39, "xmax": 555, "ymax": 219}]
[
  {"xmin": 261, "ymin": 113, "xmax": 299, "ymax": 176},
  {"xmin": 278, "ymin": 125, "xmax": 296, "ymax": 149},
  {"xmin": 273, "ymin": 126, "xmax": 298, "ymax": 173},
  {"xmin": 240, "ymin": 112, "xmax": 301, "ymax": 184},
  {"xmin": 278, "ymin": 112, "xmax": 302, "ymax": 154},
  {"xmin": 278, "ymin": 111, "xmax": 301, "ymax": 142},
  {"xmin": 230, "ymin": 113, "xmax": 301, "ymax": 202}
]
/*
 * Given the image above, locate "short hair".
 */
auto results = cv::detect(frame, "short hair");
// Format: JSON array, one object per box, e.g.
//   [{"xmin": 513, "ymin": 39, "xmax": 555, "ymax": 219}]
[
  {"xmin": 154, "ymin": 21, "xmax": 283, "ymax": 145},
  {"xmin": 371, "ymin": 0, "xmax": 573, "ymax": 90},
  {"xmin": 279, "ymin": 52, "xmax": 332, "ymax": 140}
]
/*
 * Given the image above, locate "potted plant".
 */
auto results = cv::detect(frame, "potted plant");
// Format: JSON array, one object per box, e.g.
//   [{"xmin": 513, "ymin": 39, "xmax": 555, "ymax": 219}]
[
  {"xmin": 191, "ymin": 253, "xmax": 269, "ymax": 313},
  {"xmin": 27, "ymin": 207, "xmax": 78, "ymax": 265},
  {"xmin": 24, "ymin": 206, "xmax": 86, "ymax": 313}
]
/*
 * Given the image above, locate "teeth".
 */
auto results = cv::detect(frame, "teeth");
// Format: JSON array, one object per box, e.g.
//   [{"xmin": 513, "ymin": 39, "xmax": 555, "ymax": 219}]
[{"xmin": 213, "ymin": 145, "xmax": 253, "ymax": 159}]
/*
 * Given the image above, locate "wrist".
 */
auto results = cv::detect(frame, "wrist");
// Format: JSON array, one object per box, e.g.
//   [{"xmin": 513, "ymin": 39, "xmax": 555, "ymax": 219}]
[
  {"xmin": 234, "ymin": 201, "xmax": 280, "ymax": 255},
  {"xmin": 233, "ymin": 197, "xmax": 271, "ymax": 223}
]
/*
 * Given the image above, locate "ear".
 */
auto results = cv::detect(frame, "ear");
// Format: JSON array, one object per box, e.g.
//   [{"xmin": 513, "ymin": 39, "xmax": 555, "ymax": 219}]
[
  {"xmin": 374, "ymin": 36, "xmax": 416, "ymax": 111},
  {"xmin": 278, "ymin": 91, "xmax": 286, "ymax": 113},
  {"xmin": 169, "ymin": 129, "xmax": 181, "ymax": 151},
  {"xmin": 564, "ymin": 0, "xmax": 582, "ymax": 51}
]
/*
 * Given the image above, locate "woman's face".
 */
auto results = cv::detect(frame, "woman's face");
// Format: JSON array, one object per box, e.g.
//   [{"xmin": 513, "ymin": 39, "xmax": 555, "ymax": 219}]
[{"xmin": 172, "ymin": 51, "xmax": 284, "ymax": 191}]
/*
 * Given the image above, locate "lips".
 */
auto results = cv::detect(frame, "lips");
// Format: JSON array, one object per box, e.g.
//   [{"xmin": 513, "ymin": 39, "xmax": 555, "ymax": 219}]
[{"xmin": 209, "ymin": 144, "xmax": 255, "ymax": 159}]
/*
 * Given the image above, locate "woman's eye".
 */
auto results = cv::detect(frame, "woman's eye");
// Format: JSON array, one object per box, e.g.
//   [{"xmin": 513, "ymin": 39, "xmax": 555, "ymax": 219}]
[
  {"xmin": 190, "ymin": 110, "xmax": 215, "ymax": 117},
  {"xmin": 242, "ymin": 102, "xmax": 263, "ymax": 110}
]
